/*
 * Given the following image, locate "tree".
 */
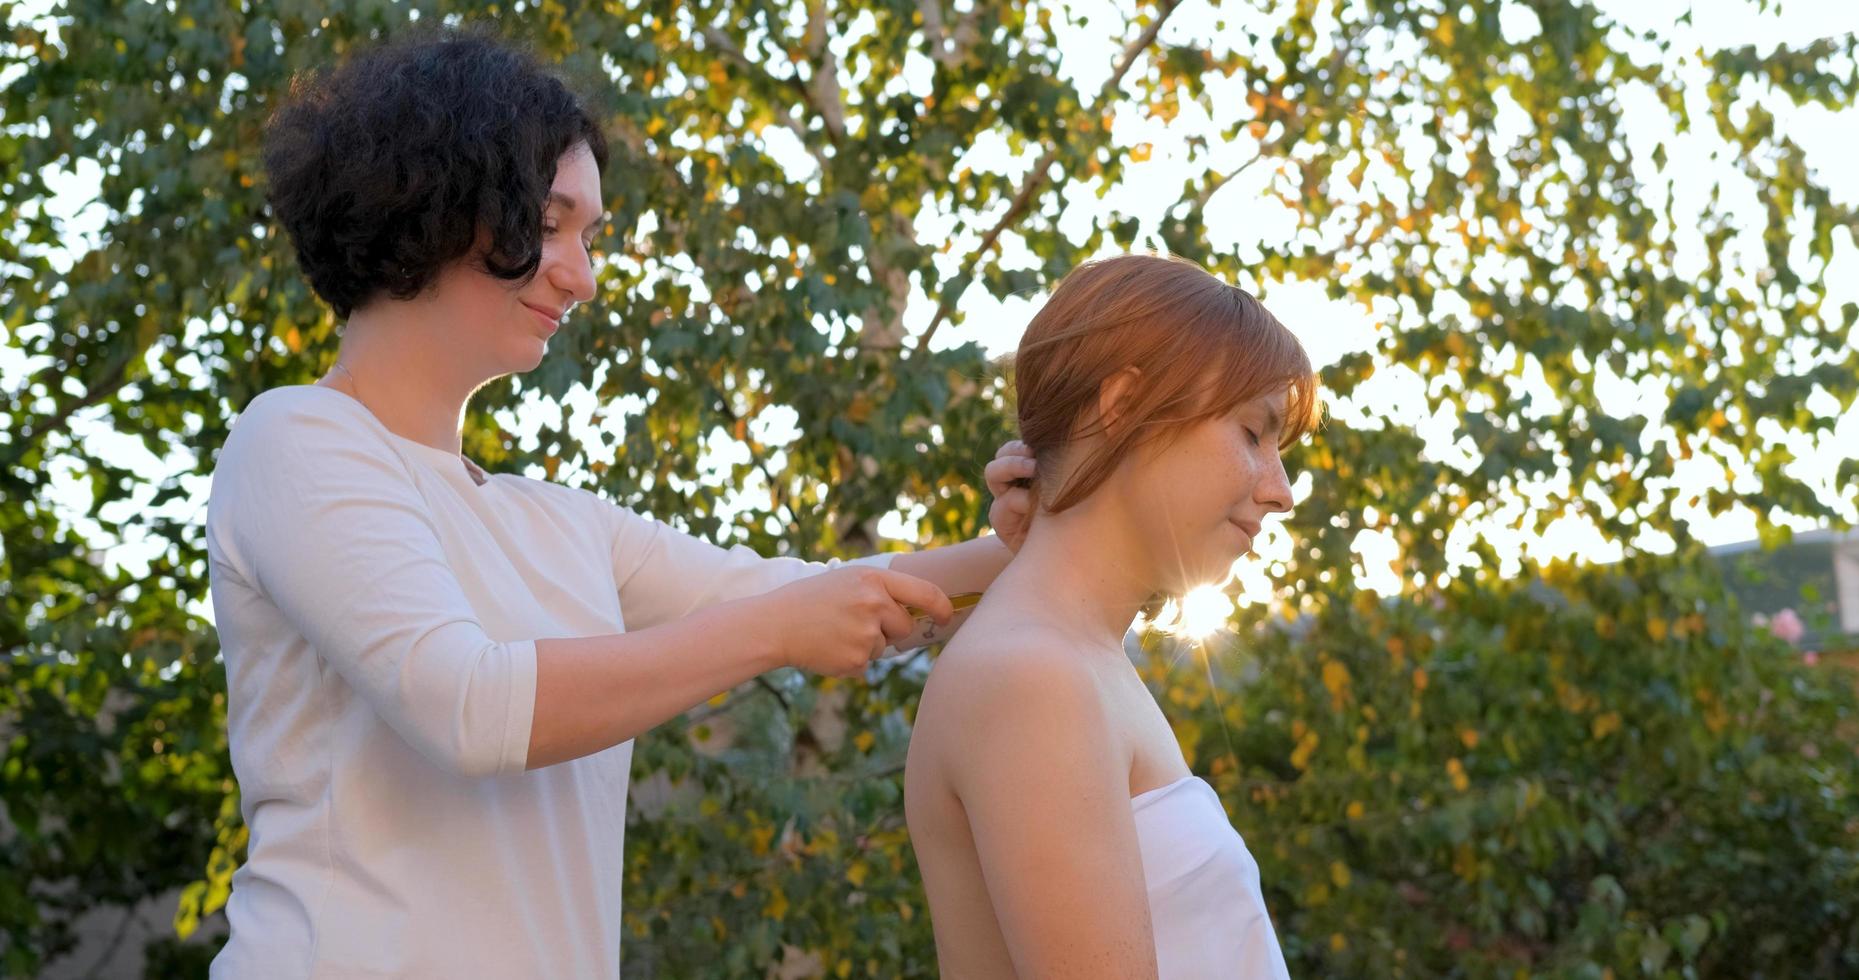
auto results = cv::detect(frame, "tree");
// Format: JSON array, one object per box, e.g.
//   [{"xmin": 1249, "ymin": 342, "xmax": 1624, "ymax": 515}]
[{"xmin": 3, "ymin": 0, "xmax": 1855, "ymax": 975}]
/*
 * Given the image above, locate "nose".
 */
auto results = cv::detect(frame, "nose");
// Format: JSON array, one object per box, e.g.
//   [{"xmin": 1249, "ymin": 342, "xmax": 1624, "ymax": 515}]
[
  {"xmin": 545, "ymin": 237, "xmax": 597, "ymax": 307},
  {"xmin": 1256, "ymin": 452, "xmax": 1293, "ymax": 516}
]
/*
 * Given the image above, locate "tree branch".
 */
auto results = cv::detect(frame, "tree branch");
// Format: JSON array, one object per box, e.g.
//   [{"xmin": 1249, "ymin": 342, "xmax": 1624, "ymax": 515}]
[
  {"xmin": 801, "ymin": 0, "xmax": 848, "ymax": 144},
  {"xmin": 14, "ymin": 359, "xmax": 130, "ymax": 458},
  {"xmin": 78, "ymin": 905, "xmax": 136, "ymax": 980},
  {"xmin": 915, "ymin": 0, "xmax": 1186, "ymax": 353},
  {"xmin": 702, "ymin": 27, "xmax": 835, "ymax": 175},
  {"xmin": 917, "ymin": 0, "xmax": 970, "ymax": 69}
]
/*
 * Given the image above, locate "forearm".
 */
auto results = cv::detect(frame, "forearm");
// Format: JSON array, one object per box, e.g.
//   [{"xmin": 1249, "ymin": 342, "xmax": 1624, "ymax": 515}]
[
  {"xmin": 527, "ymin": 599, "xmax": 781, "ymax": 769},
  {"xmin": 886, "ymin": 535, "xmax": 1013, "ymax": 600}
]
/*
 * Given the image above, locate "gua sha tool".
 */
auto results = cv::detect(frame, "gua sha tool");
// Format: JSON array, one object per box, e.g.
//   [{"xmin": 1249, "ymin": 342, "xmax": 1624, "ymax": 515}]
[{"xmin": 899, "ymin": 591, "xmax": 984, "ymax": 651}]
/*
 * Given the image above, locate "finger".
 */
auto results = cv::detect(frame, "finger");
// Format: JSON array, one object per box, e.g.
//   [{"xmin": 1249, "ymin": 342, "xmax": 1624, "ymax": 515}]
[
  {"xmin": 993, "ymin": 439, "xmax": 1030, "ymax": 460},
  {"xmin": 877, "ymin": 602, "xmax": 917, "ymax": 645},
  {"xmin": 984, "ymin": 454, "xmax": 1039, "ymax": 493},
  {"xmin": 983, "ymin": 459, "xmax": 1014, "ymax": 494},
  {"xmin": 984, "ymin": 450, "xmax": 1037, "ymax": 473},
  {"xmin": 994, "ymin": 488, "xmax": 1032, "ymax": 513},
  {"xmin": 875, "ymin": 570, "xmax": 954, "ymax": 623}
]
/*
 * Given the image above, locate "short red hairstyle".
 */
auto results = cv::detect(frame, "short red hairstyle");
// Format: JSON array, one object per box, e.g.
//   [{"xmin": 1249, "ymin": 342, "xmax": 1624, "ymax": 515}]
[{"xmin": 1013, "ymin": 253, "xmax": 1321, "ymax": 513}]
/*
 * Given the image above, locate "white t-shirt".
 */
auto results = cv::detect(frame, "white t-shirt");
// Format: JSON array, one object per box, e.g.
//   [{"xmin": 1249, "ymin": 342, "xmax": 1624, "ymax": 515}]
[{"xmin": 205, "ymin": 385, "xmax": 882, "ymax": 978}]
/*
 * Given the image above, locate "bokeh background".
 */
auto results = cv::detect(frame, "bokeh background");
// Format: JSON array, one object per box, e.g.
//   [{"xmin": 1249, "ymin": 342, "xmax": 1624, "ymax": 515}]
[{"xmin": 3, "ymin": 0, "xmax": 1857, "ymax": 976}]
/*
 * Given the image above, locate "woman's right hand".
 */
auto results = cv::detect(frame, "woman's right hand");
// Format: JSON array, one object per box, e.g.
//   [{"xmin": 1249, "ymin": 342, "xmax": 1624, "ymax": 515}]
[{"xmin": 755, "ymin": 567, "xmax": 954, "ymax": 676}]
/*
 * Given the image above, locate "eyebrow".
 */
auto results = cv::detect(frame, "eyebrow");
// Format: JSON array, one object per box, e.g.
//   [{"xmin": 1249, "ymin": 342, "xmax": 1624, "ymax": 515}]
[
  {"xmin": 547, "ymin": 192, "xmax": 610, "ymax": 227},
  {"xmin": 1261, "ymin": 405, "xmax": 1283, "ymax": 435}
]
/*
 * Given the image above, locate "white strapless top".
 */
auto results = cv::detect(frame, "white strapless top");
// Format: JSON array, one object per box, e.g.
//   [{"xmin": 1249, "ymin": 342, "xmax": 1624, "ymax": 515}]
[{"xmin": 1132, "ymin": 776, "xmax": 1292, "ymax": 979}]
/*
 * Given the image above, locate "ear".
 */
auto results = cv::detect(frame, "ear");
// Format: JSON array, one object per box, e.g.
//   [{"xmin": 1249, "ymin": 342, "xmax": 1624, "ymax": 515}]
[{"xmin": 1096, "ymin": 366, "xmax": 1143, "ymax": 435}]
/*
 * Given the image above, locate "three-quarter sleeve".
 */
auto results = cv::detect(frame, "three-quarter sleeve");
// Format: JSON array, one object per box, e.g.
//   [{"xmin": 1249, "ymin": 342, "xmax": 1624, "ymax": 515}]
[
  {"xmin": 606, "ymin": 505, "xmax": 892, "ymax": 633},
  {"xmin": 206, "ymin": 394, "xmax": 536, "ymax": 777}
]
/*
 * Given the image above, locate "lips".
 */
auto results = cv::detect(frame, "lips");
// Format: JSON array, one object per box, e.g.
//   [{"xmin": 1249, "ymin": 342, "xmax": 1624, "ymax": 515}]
[
  {"xmin": 522, "ymin": 303, "xmax": 563, "ymax": 334},
  {"xmin": 1231, "ymin": 519, "xmax": 1262, "ymax": 540}
]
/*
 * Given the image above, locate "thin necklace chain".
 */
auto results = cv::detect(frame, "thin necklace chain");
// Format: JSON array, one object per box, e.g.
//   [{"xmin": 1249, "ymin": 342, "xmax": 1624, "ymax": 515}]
[{"xmin": 328, "ymin": 360, "xmax": 487, "ymax": 485}]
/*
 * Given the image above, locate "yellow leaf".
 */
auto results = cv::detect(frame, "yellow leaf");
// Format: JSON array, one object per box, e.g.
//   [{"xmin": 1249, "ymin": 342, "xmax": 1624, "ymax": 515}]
[
  {"xmin": 846, "ymin": 860, "xmax": 869, "ymax": 888},
  {"xmin": 1346, "ymin": 800, "xmax": 1365, "ymax": 820},
  {"xmin": 1331, "ymin": 932, "xmax": 1348, "ymax": 952},
  {"xmin": 1130, "ymin": 142, "xmax": 1153, "ymax": 162},
  {"xmin": 1321, "ymin": 660, "xmax": 1352, "ymax": 711},
  {"xmin": 172, "ymin": 880, "xmax": 206, "ymax": 939},
  {"xmin": 1412, "ymin": 668, "xmax": 1429, "ymax": 693},
  {"xmin": 1458, "ymin": 728, "xmax": 1480, "ymax": 750},
  {"xmin": 1592, "ymin": 712, "xmax": 1622, "ymax": 740},
  {"xmin": 1290, "ymin": 730, "xmax": 1321, "ymax": 770},
  {"xmin": 764, "ymin": 887, "xmax": 789, "ymax": 921},
  {"xmin": 1447, "ymin": 757, "xmax": 1469, "ymax": 792},
  {"xmin": 1330, "ymin": 861, "xmax": 1351, "ymax": 889},
  {"xmin": 853, "ymin": 730, "xmax": 875, "ymax": 753}
]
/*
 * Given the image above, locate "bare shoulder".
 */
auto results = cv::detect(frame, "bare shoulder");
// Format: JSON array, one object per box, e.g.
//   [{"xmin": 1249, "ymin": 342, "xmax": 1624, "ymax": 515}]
[
  {"xmin": 915, "ymin": 622, "xmax": 1117, "ymax": 769},
  {"xmin": 926, "ymin": 623, "xmax": 1100, "ymax": 709}
]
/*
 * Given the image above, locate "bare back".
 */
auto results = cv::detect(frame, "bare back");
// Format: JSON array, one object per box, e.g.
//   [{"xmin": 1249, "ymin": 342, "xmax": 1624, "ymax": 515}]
[{"xmin": 904, "ymin": 593, "xmax": 1191, "ymax": 978}]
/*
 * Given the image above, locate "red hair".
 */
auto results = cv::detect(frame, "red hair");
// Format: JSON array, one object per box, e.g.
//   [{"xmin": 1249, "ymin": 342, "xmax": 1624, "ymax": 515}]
[{"xmin": 1013, "ymin": 253, "xmax": 1321, "ymax": 513}]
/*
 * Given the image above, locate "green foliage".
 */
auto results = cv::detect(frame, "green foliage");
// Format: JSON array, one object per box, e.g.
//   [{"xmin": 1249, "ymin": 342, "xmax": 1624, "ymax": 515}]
[
  {"xmin": 3, "ymin": 0, "xmax": 1855, "ymax": 976},
  {"xmin": 1152, "ymin": 553, "xmax": 1859, "ymax": 978}
]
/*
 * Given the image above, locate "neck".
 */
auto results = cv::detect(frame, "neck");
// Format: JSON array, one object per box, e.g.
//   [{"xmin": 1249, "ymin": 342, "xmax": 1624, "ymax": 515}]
[
  {"xmin": 995, "ymin": 493, "xmax": 1158, "ymax": 648},
  {"xmin": 328, "ymin": 304, "xmax": 484, "ymax": 454}
]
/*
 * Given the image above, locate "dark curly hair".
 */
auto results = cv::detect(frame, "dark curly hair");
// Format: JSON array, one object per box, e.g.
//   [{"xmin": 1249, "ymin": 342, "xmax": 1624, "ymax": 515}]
[{"xmin": 263, "ymin": 28, "xmax": 608, "ymax": 318}]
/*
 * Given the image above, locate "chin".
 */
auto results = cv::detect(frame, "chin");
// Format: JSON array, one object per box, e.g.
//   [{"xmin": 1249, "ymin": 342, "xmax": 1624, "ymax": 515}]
[
  {"xmin": 503, "ymin": 339, "xmax": 549, "ymax": 375},
  {"xmin": 1191, "ymin": 550, "xmax": 1244, "ymax": 589}
]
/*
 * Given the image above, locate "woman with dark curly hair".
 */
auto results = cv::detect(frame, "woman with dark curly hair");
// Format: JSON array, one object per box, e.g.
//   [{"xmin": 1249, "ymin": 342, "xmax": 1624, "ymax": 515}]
[{"xmin": 204, "ymin": 29, "xmax": 1032, "ymax": 978}]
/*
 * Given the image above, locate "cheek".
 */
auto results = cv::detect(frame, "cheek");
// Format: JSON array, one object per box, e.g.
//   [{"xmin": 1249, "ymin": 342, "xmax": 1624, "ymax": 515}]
[{"xmin": 1152, "ymin": 436, "xmax": 1243, "ymax": 520}]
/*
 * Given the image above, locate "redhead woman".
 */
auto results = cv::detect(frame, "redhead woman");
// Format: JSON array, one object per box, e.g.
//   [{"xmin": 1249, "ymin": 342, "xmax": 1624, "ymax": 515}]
[
  {"xmin": 204, "ymin": 30, "xmax": 1033, "ymax": 979},
  {"xmin": 905, "ymin": 254, "xmax": 1320, "ymax": 978}
]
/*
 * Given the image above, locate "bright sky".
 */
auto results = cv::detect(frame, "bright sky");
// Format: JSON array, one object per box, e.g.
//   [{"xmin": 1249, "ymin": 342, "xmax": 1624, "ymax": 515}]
[{"xmin": 5, "ymin": 0, "xmax": 1858, "ymax": 625}]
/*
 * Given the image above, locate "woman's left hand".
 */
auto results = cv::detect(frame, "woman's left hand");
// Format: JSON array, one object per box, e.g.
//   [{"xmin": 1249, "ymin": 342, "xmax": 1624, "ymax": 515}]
[{"xmin": 985, "ymin": 440, "xmax": 1037, "ymax": 554}]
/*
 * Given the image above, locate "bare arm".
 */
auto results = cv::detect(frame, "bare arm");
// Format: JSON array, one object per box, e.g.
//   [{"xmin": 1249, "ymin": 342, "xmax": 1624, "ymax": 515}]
[
  {"xmin": 528, "ymin": 565, "xmax": 952, "ymax": 769},
  {"xmin": 941, "ymin": 650, "xmax": 1160, "ymax": 978},
  {"xmin": 886, "ymin": 535, "xmax": 1013, "ymax": 600}
]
